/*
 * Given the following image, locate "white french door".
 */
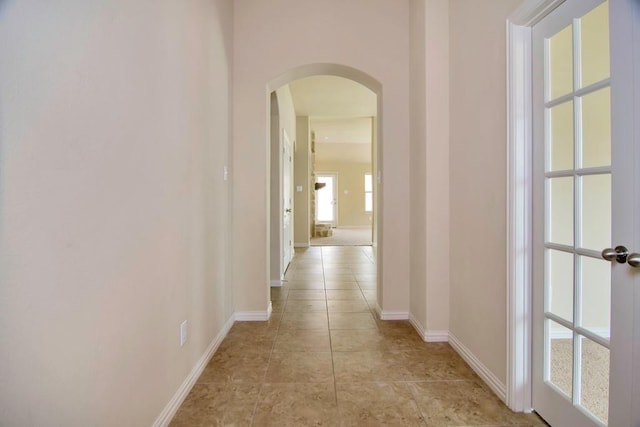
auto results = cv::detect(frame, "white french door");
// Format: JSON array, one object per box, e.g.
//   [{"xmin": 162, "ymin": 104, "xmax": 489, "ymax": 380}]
[{"xmin": 532, "ymin": 0, "xmax": 640, "ymax": 426}]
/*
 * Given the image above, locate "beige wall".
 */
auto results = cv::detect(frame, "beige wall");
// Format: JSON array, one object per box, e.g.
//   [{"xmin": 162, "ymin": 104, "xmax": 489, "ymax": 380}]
[
  {"xmin": 294, "ymin": 117, "xmax": 311, "ymax": 246},
  {"xmin": 233, "ymin": 0, "xmax": 411, "ymax": 314},
  {"xmin": 449, "ymin": 0, "xmax": 522, "ymax": 385},
  {"xmin": 409, "ymin": 0, "xmax": 451, "ymax": 337},
  {"xmin": 0, "ymin": 0, "xmax": 234, "ymax": 425},
  {"xmin": 315, "ymin": 161, "xmax": 373, "ymax": 227}
]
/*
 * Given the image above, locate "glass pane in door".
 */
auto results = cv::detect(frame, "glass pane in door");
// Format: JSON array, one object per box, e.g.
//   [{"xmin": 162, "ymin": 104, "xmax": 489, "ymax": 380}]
[
  {"xmin": 548, "ymin": 24, "xmax": 574, "ymax": 100},
  {"xmin": 580, "ymin": 336, "xmax": 610, "ymax": 424},
  {"xmin": 581, "ymin": 88, "xmax": 611, "ymax": 168},
  {"xmin": 580, "ymin": 256, "xmax": 611, "ymax": 339},
  {"xmin": 548, "ymin": 177, "xmax": 574, "ymax": 246},
  {"xmin": 580, "ymin": 174, "xmax": 611, "ymax": 250},
  {"xmin": 548, "ymin": 101, "xmax": 575, "ymax": 171},
  {"xmin": 547, "ymin": 249, "xmax": 574, "ymax": 321},
  {"xmin": 547, "ymin": 320, "xmax": 574, "ymax": 398},
  {"xmin": 579, "ymin": 2, "xmax": 610, "ymax": 88}
]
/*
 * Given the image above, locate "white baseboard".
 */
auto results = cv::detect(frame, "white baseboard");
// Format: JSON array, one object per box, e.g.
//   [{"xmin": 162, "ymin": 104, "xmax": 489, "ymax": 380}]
[
  {"xmin": 374, "ymin": 303, "xmax": 408, "ymax": 321},
  {"xmin": 409, "ymin": 313, "xmax": 426, "ymax": 338},
  {"xmin": 235, "ymin": 302, "xmax": 272, "ymax": 321},
  {"xmin": 294, "ymin": 243, "xmax": 309, "ymax": 248},
  {"xmin": 153, "ymin": 314, "xmax": 235, "ymax": 427},
  {"xmin": 409, "ymin": 313, "xmax": 449, "ymax": 342},
  {"xmin": 449, "ymin": 332, "xmax": 507, "ymax": 403},
  {"xmin": 379, "ymin": 311, "xmax": 409, "ymax": 320},
  {"xmin": 425, "ymin": 330, "xmax": 450, "ymax": 342},
  {"xmin": 270, "ymin": 280, "xmax": 284, "ymax": 288}
]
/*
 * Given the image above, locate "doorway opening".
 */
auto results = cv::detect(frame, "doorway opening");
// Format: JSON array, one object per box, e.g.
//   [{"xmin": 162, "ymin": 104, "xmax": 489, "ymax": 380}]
[{"xmin": 266, "ymin": 63, "xmax": 382, "ymax": 305}]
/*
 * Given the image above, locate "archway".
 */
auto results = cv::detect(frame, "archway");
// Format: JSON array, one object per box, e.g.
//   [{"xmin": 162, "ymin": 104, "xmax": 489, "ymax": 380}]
[{"xmin": 266, "ymin": 63, "xmax": 384, "ymax": 317}]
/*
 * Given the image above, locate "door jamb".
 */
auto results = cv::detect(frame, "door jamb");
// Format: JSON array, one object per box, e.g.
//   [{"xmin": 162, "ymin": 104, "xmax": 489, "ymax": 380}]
[{"xmin": 505, "ymin": 0, "xmax": 565, "ymax": 412}]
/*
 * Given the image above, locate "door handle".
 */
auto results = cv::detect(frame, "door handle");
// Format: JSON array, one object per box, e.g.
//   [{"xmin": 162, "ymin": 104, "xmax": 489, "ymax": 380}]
[
  {"xmin": 601, "ymin": 246, "xmax": 629, "ymax": 263},
  {"xmin": 627, "ymin": 253, "xmax": 640, "ymax": 268},
  {"xmin": 285, "ymin": 209, "xmax": 292, "ymax": 213}
]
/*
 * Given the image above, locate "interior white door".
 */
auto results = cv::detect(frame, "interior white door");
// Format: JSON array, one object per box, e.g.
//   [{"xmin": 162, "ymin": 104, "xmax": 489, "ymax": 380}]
[
  {"xmin": 282, "ymin": 130, "xmax": 293, "ymax": 273},
  {"xmin": 532, "ymin": 1, "xmax": 639, "ymax": 425},
  {"xmin": 315, "ymin": 174, "xmax": 338, "ymax": 228}
]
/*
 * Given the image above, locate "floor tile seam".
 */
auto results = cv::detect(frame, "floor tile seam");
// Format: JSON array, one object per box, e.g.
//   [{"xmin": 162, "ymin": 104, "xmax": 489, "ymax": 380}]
[
  {"xmin": 248, "ymin": 381, "xmax": 265, "ymax": 427},
  {"xmin": 403, "ymin": 379, "xmax": 435, "ymax": 426},
  {"xmin": 261, "ymin": 303, "xmax": 286, "ymax": 389},
  {"xmin": 392, "ymin": 380, "xmax": 430, "ymax": 427},
  {"xmin": 323, "ymin": 247, "xmax": 342, "ymax": 426}
]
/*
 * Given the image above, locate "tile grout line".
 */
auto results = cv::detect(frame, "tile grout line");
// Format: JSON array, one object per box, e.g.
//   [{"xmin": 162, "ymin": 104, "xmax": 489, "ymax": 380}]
[
  {"xmin": 323, "ymin": 247, "xmax": 342, "ymax": 426},
  {"xmin": 249, "ymin": 275, "xmax": 288, "ymax": 427}
]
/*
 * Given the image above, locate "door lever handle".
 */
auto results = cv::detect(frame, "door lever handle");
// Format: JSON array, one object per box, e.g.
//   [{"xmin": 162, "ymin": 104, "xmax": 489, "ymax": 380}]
[
  {"xmin": 285, "ymin": 209, "xmax": 292, "ymax": 213},
  {"xmin": 627, "ymin": 253, "xmax": 640, "ymax": 268},
  {"xmin": 601, "ymin": 246, "xmax": 629, "ymax": 263}
]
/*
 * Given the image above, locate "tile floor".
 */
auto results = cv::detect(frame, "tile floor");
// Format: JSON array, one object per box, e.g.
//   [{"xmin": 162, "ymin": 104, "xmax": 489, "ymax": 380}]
[{"xmin": 171, "ymin": 246, "xmax": 546, "ymax": 426}]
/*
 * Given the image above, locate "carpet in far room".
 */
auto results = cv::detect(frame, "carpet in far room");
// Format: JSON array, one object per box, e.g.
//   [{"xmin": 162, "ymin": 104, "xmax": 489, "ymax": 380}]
[{"xmin": 311, "ymin": 227, "xmax": 372, "ymax": 246}]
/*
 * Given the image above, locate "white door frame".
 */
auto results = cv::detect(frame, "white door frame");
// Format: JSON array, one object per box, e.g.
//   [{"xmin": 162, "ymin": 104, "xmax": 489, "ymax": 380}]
[
  {"xmin": 506, "ymin": 0, "xmax": 640, "ymax": 418},
  {"xmin": 506, "ymin": 0, "xmax": 565, "ymax": 411}
]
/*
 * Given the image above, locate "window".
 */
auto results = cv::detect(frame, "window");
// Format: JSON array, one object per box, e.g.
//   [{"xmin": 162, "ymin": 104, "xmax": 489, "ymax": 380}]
[{"xmin": 364, "ymin": 173, "xmax": 373, "ymax": 212}]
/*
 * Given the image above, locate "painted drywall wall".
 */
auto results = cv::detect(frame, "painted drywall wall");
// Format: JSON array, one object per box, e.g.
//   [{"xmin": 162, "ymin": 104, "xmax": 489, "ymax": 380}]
[
  {"xmin": 449, "ymin": 0, "xmax": 522, "ymax": 385},
  {"xmin": 409, "ymin": 0, "xmax": 450, "ymax": 337},
  {"xmin": 0, "ymin": 0, "xmax": 234, "ymax": 425},
  {"xmin": 294, "ymin": 117, "xmax": 311, "ymax": 247},
  {"xmin": 232, "ymin": 0, "xmax": 411, "ymax": 314},
  {"xmin": 409, "ymin": 0, "xmax": 428, "ymax": 333},
  {"xmin": 315, "ymin": 160, "xmax": 373, "ymax": 227},
  {"xmin": 423, "ymin": 0, "xmax": 451, "ymax": 338}
]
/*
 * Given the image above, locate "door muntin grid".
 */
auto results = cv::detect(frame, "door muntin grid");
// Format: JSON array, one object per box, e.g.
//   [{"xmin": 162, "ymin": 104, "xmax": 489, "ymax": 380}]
[{"xmin": 542, "ymin": 1, "xmax": 611, "ymax": 424}]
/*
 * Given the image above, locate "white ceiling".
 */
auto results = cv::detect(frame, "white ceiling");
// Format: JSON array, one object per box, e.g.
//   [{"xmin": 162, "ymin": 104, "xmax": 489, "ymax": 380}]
[
  {"xmin": 315, "ymin": 143, "xmax": 372, "ymax": 164},
  {"xmin": 311, "ymin": 117, "xmax": 372, "ymax": 144},
  {"xmin": 288, "ymin": 75, "xmax": 375, "ymax": 163},
  {"xmin": 288, "ymin": 75, "xmax": 377, "ymax": 118}
]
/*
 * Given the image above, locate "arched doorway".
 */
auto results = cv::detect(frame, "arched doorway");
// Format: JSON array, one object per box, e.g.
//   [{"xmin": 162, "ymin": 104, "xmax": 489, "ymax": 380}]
[{"xmin": 267, "ymin": 63, "xmax": 384, "ymax": 318}]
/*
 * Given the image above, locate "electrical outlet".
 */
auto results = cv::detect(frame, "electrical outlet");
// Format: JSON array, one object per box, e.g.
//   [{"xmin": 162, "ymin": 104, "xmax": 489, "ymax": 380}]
[
  {"xmin": 223, "ymin": 166, "xmax": 229, "ymax": 181},
  {"xmin": 180, "ymin": 320, "xmax": 188, "ymax": 347}
]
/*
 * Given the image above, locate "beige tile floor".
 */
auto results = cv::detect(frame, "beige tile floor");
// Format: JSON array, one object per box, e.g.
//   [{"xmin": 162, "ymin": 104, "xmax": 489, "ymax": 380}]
[{"xmin": 171, "ymin": 246, "xmax": 547, "ymax": 426}]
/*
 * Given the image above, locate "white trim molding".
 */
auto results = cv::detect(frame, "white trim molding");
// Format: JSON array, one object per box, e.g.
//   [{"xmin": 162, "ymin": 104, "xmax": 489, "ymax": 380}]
[
  {"xmin": 408, "ymin": 313, "xmax": 449, "ymax": 342},
  {"xmin": 293, "ymin": 243, "xmax": 309, "ymax": 248},
  {"xmin": 270, "ymin": 279, "xmax": 284, "ymax": 288},
  {"xmin": 235, "ymin": 302, "xmax": 273, "ymax": 321},
  {"xmin": 506, "ymin": 0, "xmax": 565, "ymax": 413},
  {"xmin": 449, "ymin": 332, "xmax": 507, "ymax": 403},
  {"xmin": 377, "ymin": 306, "xmax": 409, "ymax": 321},
  {"xmin": 379, "ymin": 311, "xmax": 409, "ymax": 321},
  {"xmin": 409, "ymin": 313, "xmax": 426, "ymax": 339},
  {"xmin": 152, "ymin": 315, "xmax": 235, "ymax": 427},
  {"xmin": 425, "ymin": 330, "xmax": 449, "ymax": 343},
  {"xmin": 509, "ymin": 0, "xmax": 564, "ymax": 26}
]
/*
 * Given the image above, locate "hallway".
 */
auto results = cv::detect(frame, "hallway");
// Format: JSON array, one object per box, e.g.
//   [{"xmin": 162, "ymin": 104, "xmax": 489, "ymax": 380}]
[{"xmin": 170, "ymin": 247, "xmax": 544, "ymax": 426}]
